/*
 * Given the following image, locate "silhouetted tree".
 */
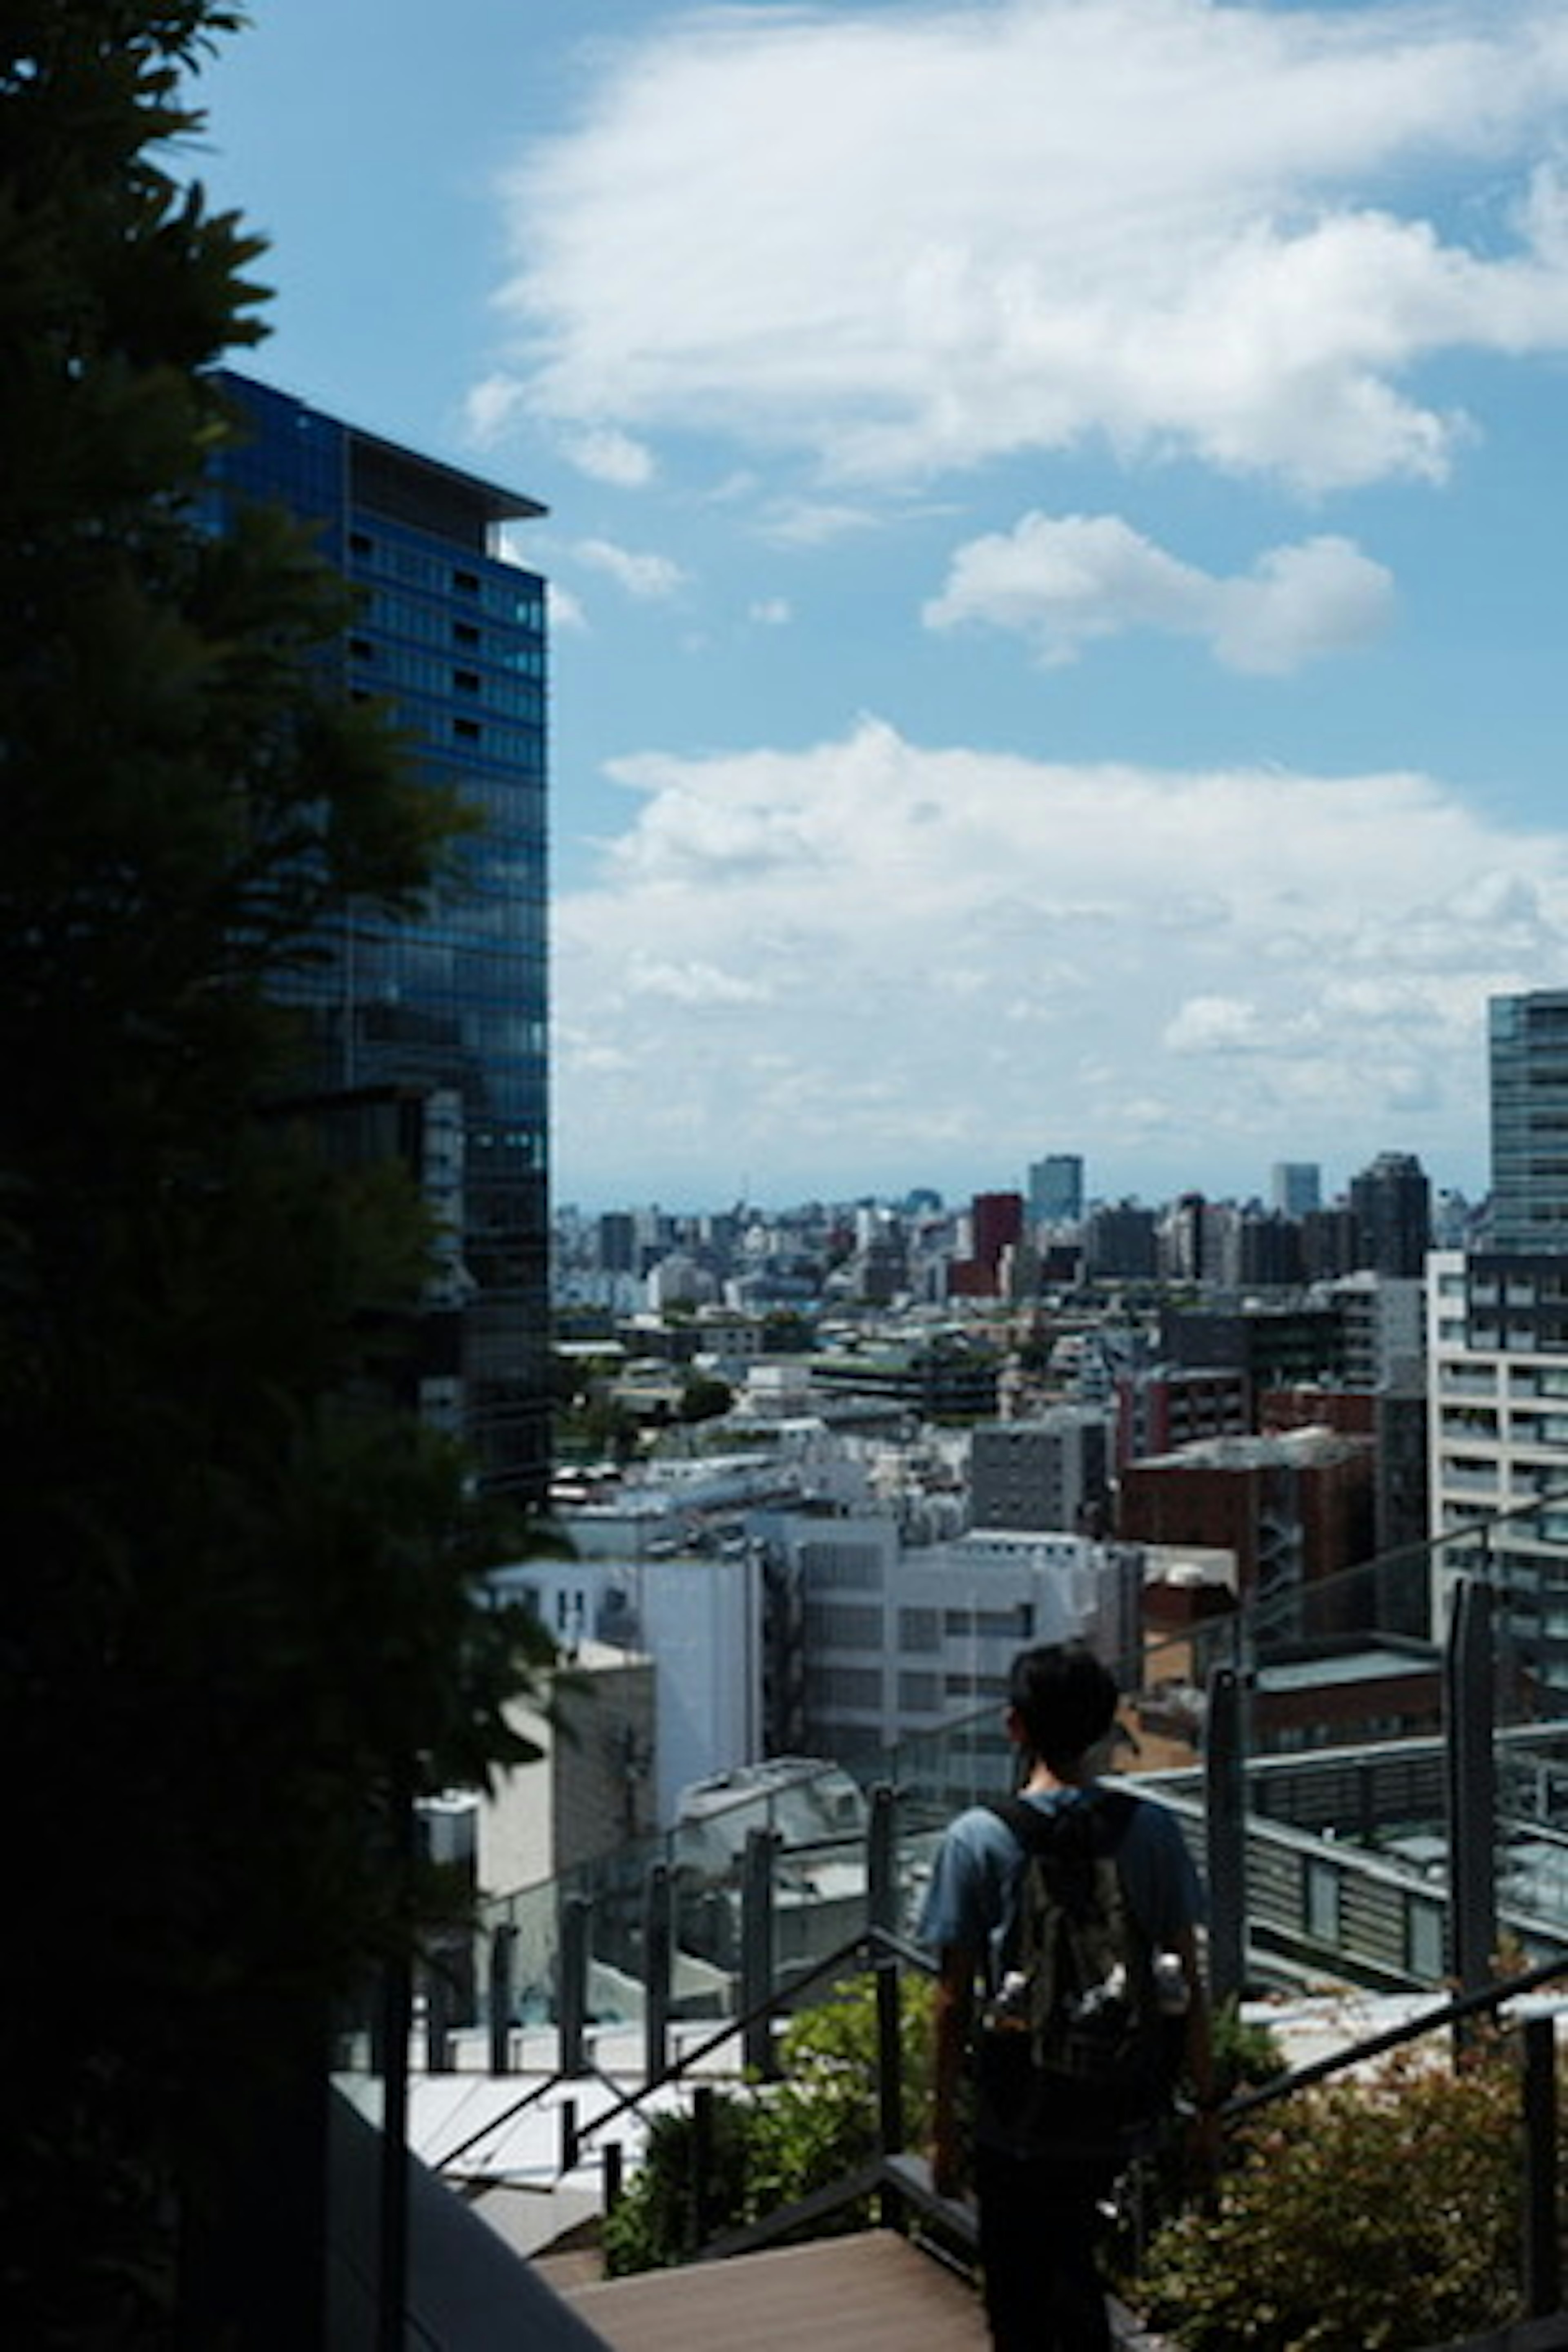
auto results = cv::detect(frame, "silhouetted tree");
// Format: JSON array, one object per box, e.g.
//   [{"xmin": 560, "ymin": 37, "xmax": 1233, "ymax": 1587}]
[{"xmin": 0, "ymin": 8, "xmax": 553, "ymax": 2339}]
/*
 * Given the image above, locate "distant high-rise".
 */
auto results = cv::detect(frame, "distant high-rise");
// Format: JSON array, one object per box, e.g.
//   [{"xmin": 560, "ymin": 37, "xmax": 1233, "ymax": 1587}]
[
  {"xmin": 1271, "ymin": 1161, "xmax": 1321, "ymax": 1218},
  {"xmin": 1349, "ymin": 1152, "xmax": 1430, "ymax": 1279},
  {"xmin": 971, "ymin": 1191, "xmax": 1025, "ymax": 1279},
  {"xmin": 1490, "ymin": 990, "xmax": 1568, "ymax": 1251},
  {"xmin": 1085, "ymin": 1201, "xmax": 1157, "ymax": 1281},
  {"xmin": 209, "ymin": 373, "xmax": 551, "ymax": 1499},
  {"xmin": 1029, "ymin": 1154, "xmax": 1085, "ymax": 1225}
]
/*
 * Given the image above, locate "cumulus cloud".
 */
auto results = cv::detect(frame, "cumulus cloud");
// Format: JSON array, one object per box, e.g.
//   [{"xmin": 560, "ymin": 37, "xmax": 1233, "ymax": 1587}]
[
  {"xmin": 562, "ymin": 425, "xmax": 657, "ymax": 486},
  {"xmin": 628, "ymin": 955, "xmax": 771, "ymax": 1006},
  {"xmin": 924, "ymin": 513, "xmax": 1394, "ymax": 672},
  {"xmin": 463, "ymin": 372, "xmax": 526, "ymax": 448},
  {"xmin": 483, "ymin": 1, "xmax": 1568, "ymax": 490},
  {"xmin": 553, "ymin": 719, "xmax": 1568, "ymax": 1199},
  {"xmin": 748, "ymin": 596, "xmax": 793, "ymax": 626},
  {"xmin": 547, "ymin": 580, "xmax": 588, "ymax": 631},
  {"xmin": 571, "ymin": 537, "xmax": 688, "ymax": 599}
]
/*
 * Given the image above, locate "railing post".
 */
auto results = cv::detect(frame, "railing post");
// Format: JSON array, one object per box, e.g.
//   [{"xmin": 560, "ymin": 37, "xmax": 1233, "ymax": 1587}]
[
  {"xmin": 741, "ymin": 1828, "xmax": 778, "ymax": 2081},
  {"xmin": 1205, "ymin": 1662, "xmax": 1246, "ymax": 2008},
  {"xmin": 559, "ymin": 1892, "xmax": 591, "ymax": 2079},
  {"xmin": 1523, "ymin": 2015, "xmax": 1560, "ymax": 2318},
  {"xmin": 423, "ymin": 1959, "xmax": 452, "ymax": 2074},
  {"xmin": 377, "ymin": 1785, "xmax": 416, "ymax": 2352},
  {"xmin": 488, "ymin": 1923, "xmax": 516, "ymax": 2076},
  {"xmin": 643, "ymin": 1861, "xmax": 671, "ymax": 2088},
  {"xmin": 1444, "ymin": 1577, "xmax": 1497, "ymax": 2021},
  {"xmin": 604, "ymin": 2139, "xmax": 624, "ymax": 2218},
  {"xmin": 868, "ymin": 1784, "xmax": 905, "ymax": 2226},
  {"xmin": 559, "ymin": 2096, "xmax": 579, "ymax": 2175},
  {"xmin": 691, "ymin": 2083, "xmax": 715, "ymax": 2250}
]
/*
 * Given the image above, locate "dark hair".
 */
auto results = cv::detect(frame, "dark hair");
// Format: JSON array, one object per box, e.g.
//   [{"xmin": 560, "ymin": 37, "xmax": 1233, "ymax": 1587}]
[{"xmin": 1007, "ymin": 1641, "xmax": 1119, "ymax": 1771}]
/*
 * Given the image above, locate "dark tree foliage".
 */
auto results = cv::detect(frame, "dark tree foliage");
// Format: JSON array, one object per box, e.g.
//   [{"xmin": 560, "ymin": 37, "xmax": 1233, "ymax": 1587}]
[{"xmin": 0, "ymin": 8, "xmax": 553, "ymax": 2338}]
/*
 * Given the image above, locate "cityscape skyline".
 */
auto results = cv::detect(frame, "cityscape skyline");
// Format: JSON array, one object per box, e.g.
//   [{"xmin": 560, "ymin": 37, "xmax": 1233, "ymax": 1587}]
[{"xmin": 198, "ymin": 2, "xmax": 1568, "ymax": 1209}]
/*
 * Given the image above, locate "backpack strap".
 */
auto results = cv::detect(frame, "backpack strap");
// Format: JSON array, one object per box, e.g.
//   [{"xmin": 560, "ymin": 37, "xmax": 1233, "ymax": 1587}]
[{"xmin": 986, "ymin": 1786, "xmax": 1137, "ymax": 1858}]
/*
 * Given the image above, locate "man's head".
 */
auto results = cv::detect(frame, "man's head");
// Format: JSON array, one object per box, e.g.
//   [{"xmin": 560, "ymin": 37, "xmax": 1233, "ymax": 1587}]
[{"xmin": 1006, "ymin": 1641, "xmax": 1119, "ymax": 1774}]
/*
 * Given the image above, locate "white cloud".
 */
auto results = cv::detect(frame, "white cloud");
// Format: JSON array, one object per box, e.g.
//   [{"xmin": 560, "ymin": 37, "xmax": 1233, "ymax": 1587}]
[
  {"xmin": 759, "ymin": 500, "xmax": 884, "ymax": 547},
  {"xmin": 485, "ymin": 2, "xmax": 1568, "ymax": 490},
  {"xmin": 547, "ymin": 580, "xmax": 588, "ymax": 631},
  {"xmin": 748, "ymin": 596, "xmax": 793, "ymax": 627},
  {"xmin": 462, "ymin": 372, "xmax": 526, "ymax": 447},
  {"xmin": 1164, "ymin": 996, "xmax": 1273, "ymax": 1056},
  {"xmin": 554, "ymin": 719, "xmax": 1568, "ymax": 1200},
  {"xmin": 562, "ymin": 425, "xmax": 657, "ymax": 486},
  {"xmin": 925, "ymin": 513, "xmax": 1394, "ymax": 673},
  {"xmin": 571, "ymin": 537, "xmax": 688, "ymax": 599},
  {"xmin": 628, "ymin": 955, "xmax": 771, "ymax": 1007}
]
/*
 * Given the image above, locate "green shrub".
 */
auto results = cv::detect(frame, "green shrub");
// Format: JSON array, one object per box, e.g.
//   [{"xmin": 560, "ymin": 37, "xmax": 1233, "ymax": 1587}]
[
  {"xmin": 1212, "ymin": 1998, "xmax": 1288, "ymax": 2097},
  {"xmin": 748, "ymin": 1975, "xmax": 935, "ymax": 2228},
  {"xmin": 1140, "ymin": 2045, "xmax": 1524, "ymax": 2352},
  {"xmin": 601, "ymin": 1974, "xmax": 936, "ymax": 2274},
  {"xmin": 601, "ymin": 2094, "xmax": 758, "ymax": 2276}
]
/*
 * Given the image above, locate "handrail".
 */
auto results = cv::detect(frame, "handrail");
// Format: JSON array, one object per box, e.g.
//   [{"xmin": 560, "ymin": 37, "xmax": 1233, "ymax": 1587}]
[
  {"xmin": 1220, "ymin": 1947, "xmax": 1568, "ymax": 2125},
  {"xmin": 429, "ymin": 1919, "xmax": 914, "ymax": 2176}
]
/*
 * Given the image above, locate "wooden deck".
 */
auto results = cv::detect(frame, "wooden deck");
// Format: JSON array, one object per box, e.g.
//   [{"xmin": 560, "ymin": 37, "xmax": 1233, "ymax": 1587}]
[
  {"xmin": 562, "ymin": 2231, "xmax": 990, "ymax": 2352},
  {"xmin": 557, "ymin": 2228, "xmax": 1175, "ymax": 2352}
]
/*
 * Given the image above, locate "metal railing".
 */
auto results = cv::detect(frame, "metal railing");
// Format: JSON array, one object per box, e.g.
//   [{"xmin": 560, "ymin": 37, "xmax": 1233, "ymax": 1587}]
[{"xmin": 339, "ymin": 1490, "xmax": 1568, "ymax": 2339}]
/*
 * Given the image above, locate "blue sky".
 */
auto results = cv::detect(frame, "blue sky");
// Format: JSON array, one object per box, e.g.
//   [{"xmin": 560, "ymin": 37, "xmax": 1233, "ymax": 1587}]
[{"xmin": 196, "ymin": 1, "xmax": 1568, "ymax": 1213}]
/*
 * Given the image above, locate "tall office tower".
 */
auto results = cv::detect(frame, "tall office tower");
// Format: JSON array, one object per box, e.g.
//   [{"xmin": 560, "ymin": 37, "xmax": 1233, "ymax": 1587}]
[
  {"xmin": 1271, "ymin": 1161, "xmax": 1321, "ymax": 1218},
  {"xmin": 209, "ymin": 374, "xmax": 551, "ymax": 1500},
  {"xmin": 1349, "ymin": 1151, "xmax": 1431, "ymax": 1278},
  {"xmin": 1028, "ymin": 1154, "xmax": 1085, "ymax": 1226},
  {"xmin": 971, "ymin": 1190, "xmax": 1025, "ymax": 1279},
  {"xmin": 1490, "ymin": 990, "xmax": 1568, "ymax": 1251}
]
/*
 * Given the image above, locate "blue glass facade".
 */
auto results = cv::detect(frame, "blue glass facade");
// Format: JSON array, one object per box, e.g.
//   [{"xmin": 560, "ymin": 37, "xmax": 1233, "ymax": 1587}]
[{"xmin": 209, "ymin": 372, "xmax": 551, "ymax": 1499}]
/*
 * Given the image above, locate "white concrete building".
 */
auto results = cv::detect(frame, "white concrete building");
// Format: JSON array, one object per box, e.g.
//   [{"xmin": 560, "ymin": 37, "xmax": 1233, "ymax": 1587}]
[
  {"xmin": 758, "ymin": 1512, "xmax": 1143, "ymax": 1766},
  {"xmin": 1426, "ymin": 1248, "xmax": 1568, "ymax": 1687},
  {"xmin": 490, "ymin": 1549, "xmax": 764, "ymax": 1825}
]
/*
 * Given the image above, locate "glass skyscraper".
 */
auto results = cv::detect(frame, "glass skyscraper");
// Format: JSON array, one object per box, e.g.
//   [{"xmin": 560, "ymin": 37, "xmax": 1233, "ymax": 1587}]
[
  {"xmin": 1490, "ymin": 990, "xmax": 1568, "ymax": 1254},
  {"xmin": 1028, "ymin": 1153, "xmax": 1084, "ymax": 1225},
  {"xmin": 208, "ymin": 372, "xmax": 551, "ymax": 1499}
]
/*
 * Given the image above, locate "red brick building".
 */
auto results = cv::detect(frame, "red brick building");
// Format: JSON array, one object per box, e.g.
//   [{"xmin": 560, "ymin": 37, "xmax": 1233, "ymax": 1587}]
[{"xmin": 1117, "ymin": 1427, "xmax": 1376, "ymax": 1624}]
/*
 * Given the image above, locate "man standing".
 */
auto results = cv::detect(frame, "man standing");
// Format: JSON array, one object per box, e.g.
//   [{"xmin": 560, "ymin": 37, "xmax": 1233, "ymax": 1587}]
[{"xmin": 920, "ymin": 1642, "xmax": 1214, "ymax": 2352}]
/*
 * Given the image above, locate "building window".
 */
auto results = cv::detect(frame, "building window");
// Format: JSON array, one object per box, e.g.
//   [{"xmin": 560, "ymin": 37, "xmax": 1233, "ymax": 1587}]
[
  {"xmin": 817, "ymin": 1666, "xmax": 882, "ymax": 1710},
  {"xmin": 899, "ymin": 1607, "xmax": 941, "ymax": 1653},
  {"xmin": 803, "ymin": 1600, "xmax": 882, "ymax": 1650}
]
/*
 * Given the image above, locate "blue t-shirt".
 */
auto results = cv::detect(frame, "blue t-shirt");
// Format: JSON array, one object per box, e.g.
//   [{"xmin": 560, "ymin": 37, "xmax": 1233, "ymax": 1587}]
[{"xmin": 917, "ymin": 1782, "xmax": 1205, "ymax": 1984}]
